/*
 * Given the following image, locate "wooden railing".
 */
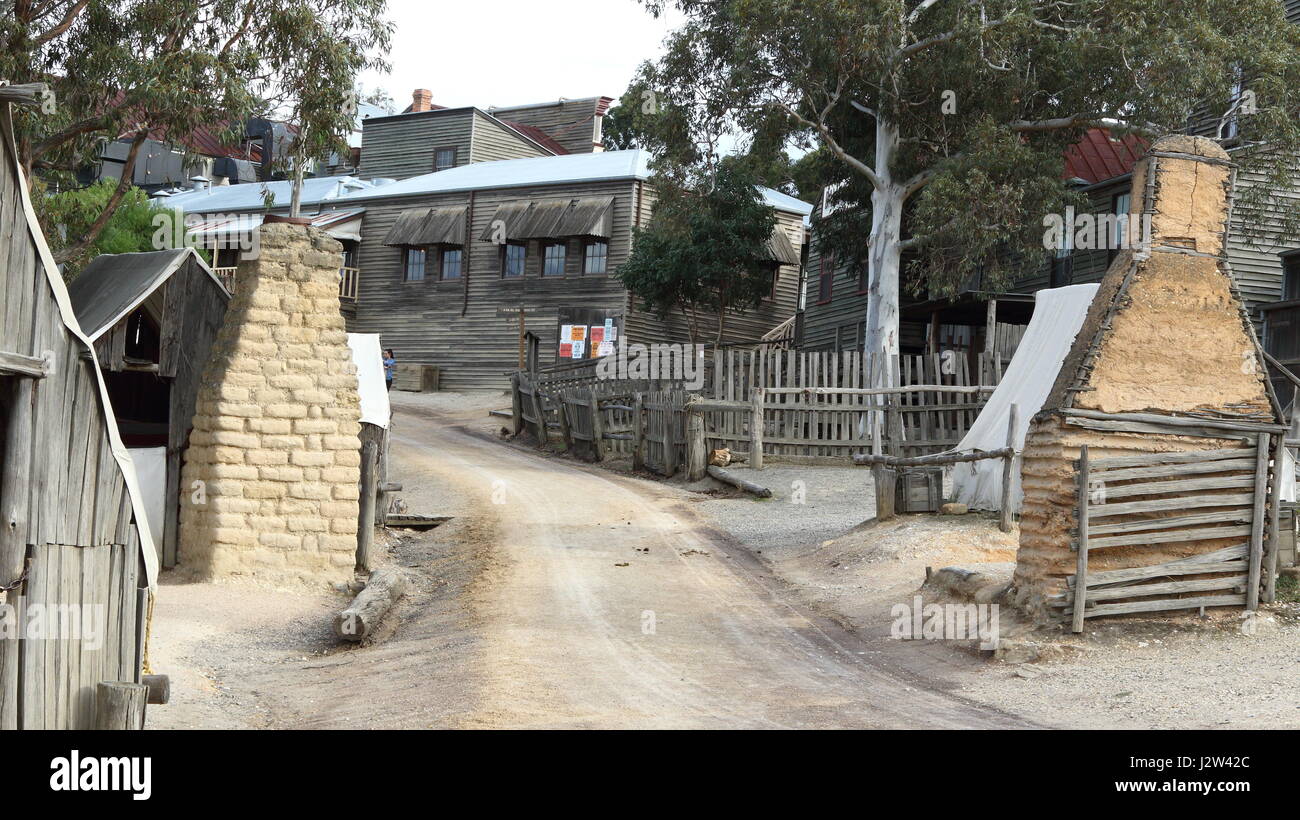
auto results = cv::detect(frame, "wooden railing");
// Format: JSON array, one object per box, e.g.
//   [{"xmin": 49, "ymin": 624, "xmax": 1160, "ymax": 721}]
[{"xmin": 211, "ymin": 264, "xmax": 360, "ymax": 302}]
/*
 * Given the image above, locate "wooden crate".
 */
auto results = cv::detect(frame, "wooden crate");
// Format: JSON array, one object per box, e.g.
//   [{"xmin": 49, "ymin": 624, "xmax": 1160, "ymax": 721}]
[
  {"xmin": 393, "ymin": 364, "xmax": 440, "ymax": 392},
  {"xmin": 895, "ymin": 468, "xmax": 942, "ymax": 513}
]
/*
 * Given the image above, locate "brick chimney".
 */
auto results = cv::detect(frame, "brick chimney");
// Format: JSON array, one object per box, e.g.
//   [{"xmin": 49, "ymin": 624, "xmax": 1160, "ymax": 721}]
[{"xmin": 411, "ymin": 89, "xmax": 433, "ymax": 113}]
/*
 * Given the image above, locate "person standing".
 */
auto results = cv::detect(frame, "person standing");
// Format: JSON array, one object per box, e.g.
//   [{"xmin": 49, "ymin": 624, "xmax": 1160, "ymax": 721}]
[{"xmin": 383, "ymin": 348, "xmax": 396, "ymax": 391}]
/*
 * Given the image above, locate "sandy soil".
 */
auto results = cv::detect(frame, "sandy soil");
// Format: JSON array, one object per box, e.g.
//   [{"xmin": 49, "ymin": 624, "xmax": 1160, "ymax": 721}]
[{"xmin": 150, "ymin": 389, "xmax": 1298, "ymax": 729}]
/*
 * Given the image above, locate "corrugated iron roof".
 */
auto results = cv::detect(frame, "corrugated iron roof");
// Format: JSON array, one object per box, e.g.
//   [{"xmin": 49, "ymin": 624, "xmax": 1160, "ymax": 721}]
[
  {"xmin": 383, "ymin": 206, "xmax": 467, "ymax": 246},
  {"xmin": 1063, "ymin": 128, "xmax": 1149, "ymax": 184},
  {"xmin": 477, "ymin": 197, "xmax": 615, "ymax": 242},
  {"xmin": 764, "ymin": 228, "xmax": 800, "ymax": 266}
]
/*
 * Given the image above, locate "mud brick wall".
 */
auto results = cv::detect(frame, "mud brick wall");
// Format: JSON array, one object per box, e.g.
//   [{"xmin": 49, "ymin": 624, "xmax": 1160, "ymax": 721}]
[
  {"xmin": 179, "ymin": 223, "xmax": 362, "ymax": 586},
  {"xmin": 1011, "ymin": 136, "xmax": 1274, "ymax": 617}
]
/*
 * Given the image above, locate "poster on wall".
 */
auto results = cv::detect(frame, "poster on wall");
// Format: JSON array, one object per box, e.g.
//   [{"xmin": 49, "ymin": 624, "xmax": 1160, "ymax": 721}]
[{"xmin": 554, "ymin": 307, "xmax": 624, "ymax": 363}]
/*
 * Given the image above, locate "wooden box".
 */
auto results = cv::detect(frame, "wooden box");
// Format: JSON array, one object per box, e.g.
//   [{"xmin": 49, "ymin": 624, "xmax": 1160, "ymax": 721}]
[
  {"xmin": 895, "ymin": 467, "xmax": 943, "ymax": 513},
  {"xmin": 393, "ymin": 363, "xmax": 440, "ymax": 392}
]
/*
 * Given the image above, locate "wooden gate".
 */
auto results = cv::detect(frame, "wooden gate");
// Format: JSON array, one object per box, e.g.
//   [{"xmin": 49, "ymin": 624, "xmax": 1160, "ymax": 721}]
[{"xmin": 1060, "ymin": 440, "xmax": 1273, "ymax": 631}]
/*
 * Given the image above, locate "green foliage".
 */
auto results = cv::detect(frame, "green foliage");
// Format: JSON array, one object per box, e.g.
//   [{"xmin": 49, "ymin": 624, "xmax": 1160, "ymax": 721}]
[
  {"xmin": 35, "ymin": 180, "xmax": 164, "ymax": 279},
  {"xmin": 635, "ymin": 0, "xmax": 1300, "ymax": 298},
  {"xmin": 617, "ymin": 164, "xmax": 779, "ymax": 343},
  {"xmin": 3, "ymin": 0, "xmax": 391, "ymax": 256}
]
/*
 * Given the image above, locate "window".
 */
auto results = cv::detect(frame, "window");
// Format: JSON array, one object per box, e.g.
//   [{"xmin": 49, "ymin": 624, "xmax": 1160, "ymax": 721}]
[
  {"xmin": 1049, "ymin": 223, "xmax": 1073, "ymax": 288},
  {"xmin": 434, "ymin": 147, "xmax": 457, "ymax": 172},
  {"xmin": 817, "ymin": 253, "xmax": 834, "ymax": 303},
  {"xmin": 583, "ymin": 240, "xmax": 608, "ymax": 274},
  {"xmin": 501, "ymin": 243, "xmax": 526, "ymax": 277},
  {"xmin": 440, "ymin": 248, "xmax": 462, "ymax": 280},
  {"xmin": 542, "ymin": 242, "xmax": 566, "ymax": 277},
  {"xmin": 1109, "ymin": 192, "xmax": 1132, "ymax": 261},
  {"xmin": 1284, "ymin": 252, "xmax": 1300, "ymax": 301},
  {"xmin": 404, "ymin": 247, "xmax": 426, "ymax": 281},
  {"xmin": 768, "ymin": 266, "xmax": 779, "ymax": 300}
]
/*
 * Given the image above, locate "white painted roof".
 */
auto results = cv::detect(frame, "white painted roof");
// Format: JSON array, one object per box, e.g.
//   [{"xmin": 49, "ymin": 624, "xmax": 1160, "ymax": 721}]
[
  {"xmin": 166, "ymin": 149, "xmax": 815, "ymax": 217},
  {"xmin": 165, "ymin": 175, "xmax": 376, "ymax": 213}
]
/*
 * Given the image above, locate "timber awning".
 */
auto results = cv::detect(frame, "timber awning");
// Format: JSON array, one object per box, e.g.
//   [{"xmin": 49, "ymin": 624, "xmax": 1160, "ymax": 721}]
[
  {"xmin": 69, "ymin": 248, "xmax": 225, "ymax": 342},
  {"xmin": 382, "ymin": 206, "xmax": 467, "ymax": 246},
  {"xmin": 477, "ymin": 196, "xmax": 615, "ymax": 242},
  {"xmin": 763, "ymin": 227, "xmax": 800, "ymax": 266}
]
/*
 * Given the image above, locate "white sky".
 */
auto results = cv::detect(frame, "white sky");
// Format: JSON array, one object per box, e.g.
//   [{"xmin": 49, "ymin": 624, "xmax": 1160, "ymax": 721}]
[{"xmin": 356, "ymin": 0, "xmax": 686, "ymax": 112}]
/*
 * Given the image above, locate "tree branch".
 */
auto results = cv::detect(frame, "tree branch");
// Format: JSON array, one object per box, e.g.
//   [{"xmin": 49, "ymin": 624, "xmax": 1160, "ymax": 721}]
[
  {"xmin": 775, "ymin": 99, "xmax": 884, "ymax": 191},
  {"xmin": 33, "ymin": 0, "xmax": 90, "ymax": 46},
  {"xmin": 52, "ymin": 128, "xmax": 148, "ymax": 265}
]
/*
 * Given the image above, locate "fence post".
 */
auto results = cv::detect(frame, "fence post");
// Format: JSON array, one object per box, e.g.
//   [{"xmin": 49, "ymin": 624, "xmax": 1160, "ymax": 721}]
[
  {"xmin": 632, "ymin": 392, "xmax": 645, "ymax": 471},
  {"xmin": 999, "ymin": 403, "xmax": 1019, "ymax": 533},
  {"xmin": 750, "ymin": 386, "xmax": 765, "ymax": 469},
  {"xmin": 875, "ymin": 467, "xmax": 897, "ymax": 521},
  {"xmin": 95, "ymin": 681, "xmax": 148, "ymax": 730},
  {"xmin": 530, "ymin": 382, "xmax": 547, "ymax": 448},
  {"xmin": 510, "ymin": 373, "xmax": 524, "ymax": 437},
  {"xmin": 557, "ymin": 390, "xmax": 574, "ymax": 454},
  {"xmin": 1073, "ymin": 445, "xmax": 1090, "ymax": 633},
  {"xmin": 589, "ymin": 387, "xmax": 605, "ymax": 462},
  {"xmin": 357, "ymin": 440, "xmax": 378, "ymax": 571},
  {"xmin": 685, "ymin": 402, "xmax": 706, "ymax": 481}
]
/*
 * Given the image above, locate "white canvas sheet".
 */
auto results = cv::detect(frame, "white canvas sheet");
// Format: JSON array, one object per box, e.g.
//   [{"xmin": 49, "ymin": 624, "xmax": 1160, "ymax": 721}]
[
  {"xmin": 347, "ymin": 332, "xmax": 391, "ymax": 429},
  {"xmin": 951, "ymin": 284, "xmax": 1100, "ymax": 512},
  {"xmin": 127, "ymin": 447, "xmax": 167, "ymax": 548}
]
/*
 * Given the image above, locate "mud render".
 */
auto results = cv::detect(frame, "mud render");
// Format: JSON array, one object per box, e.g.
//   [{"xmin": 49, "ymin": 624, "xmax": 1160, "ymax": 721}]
[
  {"xmin": 1011, "ymin": 135, "xmax": 1286, "ymax": 626},
  {"xmin": 179, "ymin": 222, "xmax": 362, "ymax": 586}
]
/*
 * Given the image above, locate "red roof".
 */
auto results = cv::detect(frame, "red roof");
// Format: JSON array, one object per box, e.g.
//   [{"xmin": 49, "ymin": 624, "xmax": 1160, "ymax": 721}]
[
  {"xmin": 1062, "ymin": 128, "xmax": 1148, "ymax": 184},
  {"xmin": 497, "ymin": 118, "xmax": 568, "ymax": 155}
]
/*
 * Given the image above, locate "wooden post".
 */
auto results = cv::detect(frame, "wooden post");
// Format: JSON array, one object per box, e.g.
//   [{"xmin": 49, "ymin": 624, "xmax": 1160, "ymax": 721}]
[
  {"xmin": 529, "ymin": 382, "xmax": 546, "ymax": 448},
  {"xmin": 1072, "ymin": 444, "xmax": 1090, "ymax": 634},
  {"xmin": 686, "ymin": 406, "xmax": 706, "ymax": 481},
  {"xmin": 875, "ymin": 467, "xmax": 897, "ymax": 521},
  {"xmin": 510, "ymin": 373, "xmax": 524, "ymax": 437},
  {"xmin": 999, "ymin": 403, "xmax": 1019, "ymax": 533},
  {"xmin": 557, "ymin": 391, "xmax": 574, "ymax": 454},
  {"xmin": 517, "ymin": 307, "xmax": 526, "ymax": 369},
  {"xmin": 376, "ymin": 427, "xmax": 391, "ymax": 527},
  {"xmin": 589, "ymin": 387, "xmax": 605, "ymax": 461},
  {"xmin": 1247, "ymin": 434, "xmax": 1270, "ymax": 611},
  {"xmin": 632, "ymin": 392, "xmax": 645, "ymax": 471},
  {"xmin": 356, "ymin": 441, "xmax": 378, "ymax": 572},
  {"xmin": 334, "ymin": 568, "xmax": 407, "ymax": 642},
  {"xmin": 94, "ymin": 682, "xmax": 148, "ymax": 730},
  {"xmin": 750, "ymin": 386, "xmax": 765, "ymax": 469},
  {"xmin": 984, "ymin": 297, "xmax": 997, "ymax": 358}
]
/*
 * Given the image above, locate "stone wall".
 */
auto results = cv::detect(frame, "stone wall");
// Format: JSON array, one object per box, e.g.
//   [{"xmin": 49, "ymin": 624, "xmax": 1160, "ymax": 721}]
[{"xmin": 179, "ymin": 223, "xmax": 362, "ymax": 586}]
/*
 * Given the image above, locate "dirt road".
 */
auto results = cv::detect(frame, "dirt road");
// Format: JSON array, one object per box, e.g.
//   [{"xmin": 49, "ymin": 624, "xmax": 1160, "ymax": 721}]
[{"xmin": 391, "ymin": 401, "xmax": 1030, "ymax": 729}]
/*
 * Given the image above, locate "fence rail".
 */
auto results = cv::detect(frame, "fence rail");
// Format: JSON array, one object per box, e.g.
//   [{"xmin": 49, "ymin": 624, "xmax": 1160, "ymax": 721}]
[{"xmin": 513, "ymin": 348, "xmax": 1004, "ymax": 476}]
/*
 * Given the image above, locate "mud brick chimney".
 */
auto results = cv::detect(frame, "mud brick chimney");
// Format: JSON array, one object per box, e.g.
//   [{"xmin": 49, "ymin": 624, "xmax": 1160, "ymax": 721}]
[
  {"xmin": 1011, "ymin": 135, "xmax": 1281, "ymax": 618},
  {"xmin": 179, "ymin": 223, "xmax": 362, "ymax": 586}
]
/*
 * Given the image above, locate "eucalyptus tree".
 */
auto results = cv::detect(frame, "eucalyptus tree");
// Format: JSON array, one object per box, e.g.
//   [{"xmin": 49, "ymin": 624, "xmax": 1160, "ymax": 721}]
[
  {"xmin": 2, "ymin": 0, "xmax": 391, "ymax": 261},
  {"xmin": 635, "ymin": 0, "xmax": 1300, "ymax": 378}
]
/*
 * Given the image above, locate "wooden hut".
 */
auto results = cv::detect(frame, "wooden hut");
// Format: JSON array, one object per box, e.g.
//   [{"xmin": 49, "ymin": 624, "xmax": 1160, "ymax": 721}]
[
  {"xmin": 0, "ymin": 86, "xmax": 157, "ymax": 729},
  {"xmin": 69, "ymin": 249, "xmax": 230, "ymax": 569}
]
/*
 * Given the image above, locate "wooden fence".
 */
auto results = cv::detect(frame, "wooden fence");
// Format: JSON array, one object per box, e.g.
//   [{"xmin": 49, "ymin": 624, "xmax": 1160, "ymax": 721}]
[{"xmin": 514, "ymin": 348, "xmax": 1004, "ymax": 474}]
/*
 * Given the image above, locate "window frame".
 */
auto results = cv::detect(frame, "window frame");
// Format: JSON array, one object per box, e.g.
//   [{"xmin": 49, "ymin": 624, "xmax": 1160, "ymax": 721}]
[
  {"xmin": 1109, "ymin": 191, "xmax": 1132, "ymax": 262},
  {"xmin": 438, "ymin": 246, "xmax": 463, "ymax": 280},
  {"xmin": 816, "ymin": 252, "xmax": 834, "ymax": 304},
  {"xmin": 433, "ymin": 146, "xmax": 458, "ymax": 173},
  {"xmin": 540, "ymin": 241, "xmax": 567, "ymax": 277},
  {"xmin": 402, "ymin": 246, "xmax": 427, "ymax": 282},
  {"xmin": 583, "ymin": 239, "xmax": 609, "ymax": 275},
  {"xmin": 500, "ymin": 241, "xmax": 527, "ymax": 278}
]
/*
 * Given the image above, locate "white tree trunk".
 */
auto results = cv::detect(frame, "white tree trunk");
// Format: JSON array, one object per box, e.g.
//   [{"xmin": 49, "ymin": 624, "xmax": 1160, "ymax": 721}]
[{"xmin": 863, "ymin": 117, "xmax": 904, "ymax": 388}]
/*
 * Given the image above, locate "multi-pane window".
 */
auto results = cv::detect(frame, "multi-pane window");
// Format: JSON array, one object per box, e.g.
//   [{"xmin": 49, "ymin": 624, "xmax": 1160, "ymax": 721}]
[
  {"xmin": 501, "ymin": 243, "xmax": 526, "ymax": 277},
  {"xmin": 434, "ymin": 148, "xmax": 457, "ymax": 172},
  {"xmin": 542, "ymin": 242, "xmax": 566, "ymax": 276},
  {"xmin": 1049, "ymin": 222, "xmax": 1073, "ymax": 287},
  {"xmin": 440, "ymin": 248, "xmax": 462, "ymax": 280},
  {"xmin": 404, "ymin": 247, "xmax": 426, "ymax": 281},
  {"xmin": 817, "ymin": 253, "xmax": 834, "ymax": 302},
  {"xmin": 583, "ymin": 241, "xmax": 608, "ymax": 274}
]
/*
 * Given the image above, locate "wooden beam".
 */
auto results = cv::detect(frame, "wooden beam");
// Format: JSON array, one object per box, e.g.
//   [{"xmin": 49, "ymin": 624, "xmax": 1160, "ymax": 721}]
[
  {"xmin": 1247, "ymin": 434, "xmax": 1269, "ymax": 611},
  {"xmin": 356, "ymin": 441, "xmax": 378, "ymax": 572},
  {"xmin": 94, "ymin": 682, "xmax": 147, "ymax": 730},
  {"xmin": 749, "ymin": 387, "xmax": 765, "ymax": 469},
  {"xmin": 853, "ymin": 447, "xmax": 1012, "ymax": 467},
  {"xmin": 707, "ymin": 465, "xmax": 771, "ymax": 497},
  {"xmin": 1072, "ymin": 445, "xmax": 1089, "ymax": 633},
  {"xmin": 0, "ymin": 83, "xmax": 49, "ymax": 107},
  {"xmin": 0, "ymin": 350, "xmax": 49, "ymax": 378},
  {"xmin": 334, "ymin": 568, "xmax": 407, "ymax": 642},
  {"xmin": 999, "ymin": 403, "xmax": 1018, "ymax": 533},
  {"xmin": 1062, "ymin": 408, "xmax": 1286, "ymax": 433}
]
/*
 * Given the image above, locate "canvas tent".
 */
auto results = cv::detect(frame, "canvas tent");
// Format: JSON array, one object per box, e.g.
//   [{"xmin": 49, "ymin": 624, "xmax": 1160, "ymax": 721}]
[{"xmin": 950, "ymin": 284, "xmax": 1100, "ymax": 512}]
